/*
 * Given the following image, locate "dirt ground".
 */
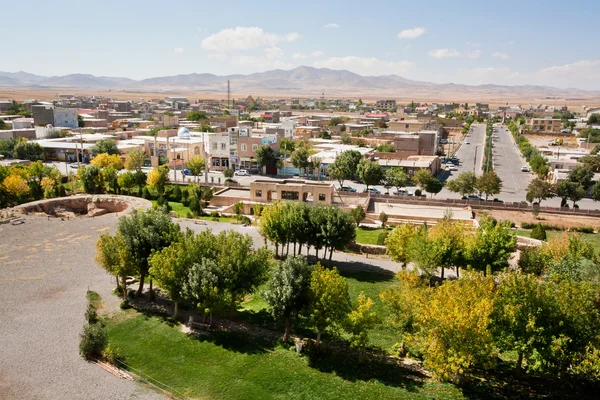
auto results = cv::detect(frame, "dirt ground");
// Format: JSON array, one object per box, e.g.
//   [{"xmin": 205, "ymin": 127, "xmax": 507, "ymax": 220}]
[
  {"xmin": 479, "ymin": 209, "xmax": 600, "ymax": 230},
  {"xmin": 525, "ymin": 134, "xmax": 579, "ymax": 149},
  {"xmin": 2, "ymin": 87, "xmax": 600, "ymax": 108}
]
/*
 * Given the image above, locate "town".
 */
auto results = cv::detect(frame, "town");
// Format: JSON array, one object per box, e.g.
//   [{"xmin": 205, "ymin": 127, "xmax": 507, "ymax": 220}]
[{"xmin": 2, "ymin": 2, "xmax": 600, "ymax": 399}]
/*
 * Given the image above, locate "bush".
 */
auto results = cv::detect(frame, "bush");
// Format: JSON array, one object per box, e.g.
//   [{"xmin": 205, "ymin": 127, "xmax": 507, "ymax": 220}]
[
  {"xmin": 518, "ymin": 247, "xmax": 548, "ymax": 276},
  {"xmin": 376, "ymin": 231, "xmax": 389, "ymax": 246},
  {"xmin": 232, "ymin": 201, "xmax": 244, "ymax": 215},
  {"xmin": 79, "ymin": 323, "xmax": 108, "ymax": 360},
  {"xmin": 171, "ymin": 185, "xmax": 182, "ymax": 202},
  {"xmin": 57, "ymin": 185, "xmax": 67, "ymax": 197},
  {"xmin": 414, "ymin": 189, "xmax": 422, "ymax": 196},
  {"xmin": 210, "ymin": 211, "xmax": 220, "ymax": 218},
  {"xmin": 120, "ymin": 299, "xmax": 130, "ymax": 309},
  {"xmin": 531, "ymin": 223, "xmax": 547, "ymax": 241},
  {"xmin": 142, "ymin": 187, "xmax": 152, "ymax": 200},
  {"xmin": 223, "ymin": 168, "xmax": 234, "ymax": 178},
  {"xmin": 186, "ymin": 211, "xmax": 194, "ymax": 219},
  {"xmin": 501, "ymin": 220, "xmax": 516, "ymax": 228},
  {"xmin": 102, "ymin": 344, "xmax": 122, "ymax": 365},
  {"xmin": 85, "ymin": 303, "xmax": 99, "ymax": 325},
  {"xmin": 236, "ymin": 215, "xmax": 252, "ymax": 225},
  {"xmin": 576, "ymin": 226, "xmax": 595, "ymax": 234}
]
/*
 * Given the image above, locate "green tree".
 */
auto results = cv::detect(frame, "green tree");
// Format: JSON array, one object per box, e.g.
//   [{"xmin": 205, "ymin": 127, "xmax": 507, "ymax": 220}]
[
  {"xmin": 529, "ymin": 154, "xmax": 549, "ymax": 177},
  {"xmin": 346, "ymin": 292, "xmax": 380, "ymax": 349},
  {"xmin": 327, "ymin": 150, "xmax": 362, "ymax": 187},
  {"xmin": 379, "ymin": 211, "xmax": 388, "ymax": 228},
  {"xmin": 351, "ymin": 205, "xmax": 366, "ymax": 226},
  {"xmin": 117, "ymin": 171, "xmax": 135, "ymax": 195},
  {"xmin": 117, "ymin": 209, "xmax": 181, "ymax": 298},
  {"xmin": 291, "ymin": 147, "xmax": 310, "ymax": 176},
  {"xmin": 124, "ymin": 149, "xmax": 146, "ymax": 171},
  {"xmin": 531, "ymin": 223, "xmax": 547, "ymax": 240},
  {"xmin": 429, "ymin": 218, "xmax": 466, "ymax": 279},
  {"xmin": 91, "ymin": 139, "xmax": 120, "ymax": 156},
  {"xmin": 186, "ymin": 155, "xmax": 205, "ymax": 182},
  {"xmin": 525, "ymin": 178, "xmax": 556, "ymax": 205},
  {"xmin": 385, "ymin": 224, "xmax": 416, "ymax": 268},
  {"xmin": 412, "ymin": 168, "xmax": 434, "ymax": 191},
  {"xmin": 223, "ymin": 168, "xmax": 234, "ymax": 178},
  {"xmin": 102, "ymin": 166, "xmax": 119, "ymax": 193},
  {"xmin": 279, "ymin": 137, "xmax": 295, "ymax": 154},
  {"xmin": 591, "ymin": 181, "xmax": 600, "ymax": 202},
  {"xmin": 78, "ymin": 165, "xmax": 104, "ymax": 194},
  {"xmin": 95, "ymin": 233, "xmax": 133, "ymax": 297},
  {"xmin": 385, "ymin": 168, "xmax": 410, "ymax": 193},
  {"xmin": 307, "ymin": 265, "xmax": 351, "ymax": 344},
  {"xmin": 256, "ymin": 145, "xmax": 277, "ymax": 173},
  {"xmin": 578, "ymin": 154, "xmax": 600, "ymax": 172},
  {"xmin": 263, "ymin": 256, "xmax": 314, "ymax": 342},
  {"xmin": 424, "ymin": 178, "xmax": 443, "ymax": 198},
  {"xmin": 567, "ymin": 165, "xmax": 594, "ymax": 189},
  {"xmin": 492, "ymin": 271, "xmax": 553, "ymax": 376},
  {"xmin": 13, "ymin": 140, "xmax": 43, "ymax": 161},
  {"xmin": 147, "ymin": 165, "xmax": 170, "ymax": 195},
  {"xmin": 182, "ymin": 258, "xmax": 222, "ymax": 325},
  {"xmin": 588, "ymin": 113, "xmax": 600, "ymax": 124},
  {"xmin": 477, "ymin": 170, "xmax": 502, "ymax": 200},
  {"xmin": 356, "ymin": 159, "xmax": 383, "ymax": 190},
  {"xmin": 446, "ymin": 171, "xmax": 478, "ymax": 197},
  {"xmin": 556, "ymin": 180, "xmax": 585, "ymax": 207},
  {"xmin": 465, "ymin": 218, "xmax": 516, "ymax": 274},
  {"xmin": 186, "ymin": 111, "xmax": 207, "ymax": 121}
]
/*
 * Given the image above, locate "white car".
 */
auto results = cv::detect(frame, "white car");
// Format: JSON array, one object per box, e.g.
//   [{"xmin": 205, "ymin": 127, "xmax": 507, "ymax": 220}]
[
  {"xmin": 465, "ymin": 141, "xmax": 471, "ymax": 144},
  {"xmin": 521, "ymin": 166, "xmax": 530, "ymax": 172},
  {"xmin": 446, "ymin": 165, "xmax": 458, "ymax": 171},
  {"xmin": 392, "ymin": 188, "xmax": 413, "ymax": 196},
  {"xmin": 234, "ymin": 169, "xmax": 250, "ymax": 176}
]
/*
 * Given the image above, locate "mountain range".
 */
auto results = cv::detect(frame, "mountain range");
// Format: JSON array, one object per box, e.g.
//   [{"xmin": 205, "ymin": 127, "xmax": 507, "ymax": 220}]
[{"xmin": 0, "ymin": 66, "xmax": 597, "ymax": 99}]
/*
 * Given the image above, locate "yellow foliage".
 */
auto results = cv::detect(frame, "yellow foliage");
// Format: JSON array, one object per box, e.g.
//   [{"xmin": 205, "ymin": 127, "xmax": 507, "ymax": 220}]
[
  {"xmin": 3, "ymin": 175, "xmax": 30, "ymax": 196},
  {"xmin": 91, "ymin": 153, "xmax": 123, "ymax": 170},
  {"xmin": 41, "ymin": 177, "xmax": 55, "ymax": 192}
]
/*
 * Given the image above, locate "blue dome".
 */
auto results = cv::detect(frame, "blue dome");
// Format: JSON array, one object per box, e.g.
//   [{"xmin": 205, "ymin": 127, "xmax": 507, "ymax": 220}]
[{"xmin": 178, "ymin": 127, "xmax": 191, "ymax": 139}]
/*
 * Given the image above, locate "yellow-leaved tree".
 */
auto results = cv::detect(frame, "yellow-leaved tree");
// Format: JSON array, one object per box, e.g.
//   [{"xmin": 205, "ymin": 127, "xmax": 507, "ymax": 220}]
[
  {"xmin": 91, "ymin": 153, "xmax": 123, "ymax": 170},
  {"xmin": 3, "ymin": 175, "xmax": 30, "ymax": 197}
]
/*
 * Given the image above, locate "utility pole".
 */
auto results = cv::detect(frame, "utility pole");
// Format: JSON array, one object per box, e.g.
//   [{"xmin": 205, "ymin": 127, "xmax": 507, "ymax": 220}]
[
  {"xmin": 227, "ymin": 80, "xmax": 231, "ymax": 108},
  {"xmin": 473, "ymin": 146, "xmax": 478, "ymax": 173}
]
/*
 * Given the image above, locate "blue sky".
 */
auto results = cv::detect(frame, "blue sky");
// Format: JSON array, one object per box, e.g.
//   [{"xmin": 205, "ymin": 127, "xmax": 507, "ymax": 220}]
[{"xmin": 3, "ymin": 0, "xmax": 600, "ymax": 89}]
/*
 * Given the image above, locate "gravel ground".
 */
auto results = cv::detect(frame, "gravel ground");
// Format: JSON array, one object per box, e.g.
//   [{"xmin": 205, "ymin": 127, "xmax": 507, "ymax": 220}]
[{"xmin": 0, "ymin": 214, "xmax": 164, "ymax": 400}]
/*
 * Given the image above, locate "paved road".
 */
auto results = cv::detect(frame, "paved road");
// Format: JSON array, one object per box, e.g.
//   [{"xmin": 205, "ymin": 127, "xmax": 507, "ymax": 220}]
[
  {"xmin": 455, "ymin": 123, "xmax": 486, "ymax": 177},
  {"xmin": 492, "ymin": 125, "xmax": 532, "ymax": 199}
]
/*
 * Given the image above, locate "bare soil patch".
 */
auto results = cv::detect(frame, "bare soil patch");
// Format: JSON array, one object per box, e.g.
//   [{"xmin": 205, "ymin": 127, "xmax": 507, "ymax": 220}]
[{"xmin": 479, "ymin": 209, "xmax": 600, "ymax": 230}]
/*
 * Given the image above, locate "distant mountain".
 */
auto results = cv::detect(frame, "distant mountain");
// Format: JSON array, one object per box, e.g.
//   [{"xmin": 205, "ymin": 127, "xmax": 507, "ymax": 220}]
[{"xmin": 0, "ymin": 66, "xmax": 597, "ymax": 98}]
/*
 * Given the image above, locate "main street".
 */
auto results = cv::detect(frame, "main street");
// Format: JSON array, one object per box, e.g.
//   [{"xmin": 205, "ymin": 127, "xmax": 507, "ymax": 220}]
[{"xmin": 491, "ymin": 124, "xmax": 532, "ymax": 202}]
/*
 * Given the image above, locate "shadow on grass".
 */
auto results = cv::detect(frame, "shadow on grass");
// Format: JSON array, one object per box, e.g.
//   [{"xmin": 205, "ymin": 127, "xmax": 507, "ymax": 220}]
[
  {"xmin": 459, "ymin": 363, "xmax": 600, "ymax": 400},
  {"xmin": 305, "ymin": 255, "xmax": 397, "ymax": 279},
  {"xmin": 305, "ymin": 346, "xmax": 426, "ymax": 392},
  {"xmin": 190, "ymin": 329, "xmax": 278, "ymax": 355},
  {"xmin": 338, "ymin": 269, "xmax": 396, "ymax": 283}
]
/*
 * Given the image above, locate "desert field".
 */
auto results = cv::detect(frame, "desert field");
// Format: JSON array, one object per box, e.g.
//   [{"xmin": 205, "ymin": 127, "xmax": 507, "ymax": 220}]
[{"xmin": 2, "ymin": 87, "xmax": 599, "ymax": 109}]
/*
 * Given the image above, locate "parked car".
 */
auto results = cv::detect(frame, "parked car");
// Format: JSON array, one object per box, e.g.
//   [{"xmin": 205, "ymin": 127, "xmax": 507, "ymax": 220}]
[
  {"xmin": 183, "ymin": 168, "xmax": 192, "ymax": 175},
  {"xmin": 446, "ymin": 165, "xmax": 458, "ymax": 171},
  {"xmin": 465, "ymin": 141, "xmax": 471, "ymax": 144},
  {"xmin": 363, "ymin": 187, "xmax": 381, "ymax": 194},
  {"xmin": 234, "ymin": 169, "xmax": 250, "ymax": 176},
  {"xmin": 68, "ymin": 163, "xmax": 79, "ymax": 169},
  {"xmin": 464, "ymin": 194, "xmax": 484, "ymax": 201},
  {"xmin": 521, "ymin": 166, "xmax": 530, "ymax": 172},
  {"xmin": 338, "ymin": 186, "xmax": 357, "ymax": 192},
  {"xmin": 392, "ymin": 188, "xmax": 413, "ymax": 196}
]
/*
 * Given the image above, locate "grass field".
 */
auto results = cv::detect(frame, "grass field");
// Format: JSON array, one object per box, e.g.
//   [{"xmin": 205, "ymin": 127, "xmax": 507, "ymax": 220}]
[
  {"xmin": 514, "ymin": 229, "xmax": 600, "ymax": 252},
  {"xmin": 106, "ymin": 310, "xmax": 465, "ymax": 400},
  {"xmin": 355, "ymin": 227, "xmax": 389, "ymax": 246}
]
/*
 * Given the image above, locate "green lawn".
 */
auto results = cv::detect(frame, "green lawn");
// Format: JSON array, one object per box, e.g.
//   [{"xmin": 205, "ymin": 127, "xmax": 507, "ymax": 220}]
[
  {"xmin": 106, "ymin": 310, "xmax": 465, "ymax": 400},
  {"xmin": 514, "ymin": 229, "xmax": 600, "ymax": 253},
  {"xmin": 150, "ymin": 201, "xmax": 239, "ymax": 223},
  {"xmin": 355, "ymin": 227, "xmax": 389, "ymax": 246}
]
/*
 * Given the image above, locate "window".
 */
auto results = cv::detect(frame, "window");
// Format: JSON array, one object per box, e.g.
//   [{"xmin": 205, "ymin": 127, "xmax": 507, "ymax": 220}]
[
  {"xmin": 255, "ymin": 190, "xmax": 262, "ymax": 197},
  {"xmin": 212, "ymin": 158, "xmax": 220, "ymax": 167},
  {"xmin": 281, "ymin": 191, "xmax": 299, "ymax": 200},
  {"xmin": 194, "ymin": 146, "xmax": 200, "ymax": 155},
  {"xmin": 212, "ymin": 142, "xmax": 217, "ymax": 150},
  {"xmin": 221, "ymin": 158, "xmax": 229, "ymax": 168},
  {"xmin": 318, "ymin": 193, "xmax": 326, "ymax": 201},
  {"xmin": 252, "ymin": 144, "xmax": 258, "ymax": 152},
  {"xmin": 241, "ymin": 143, "xmax": 247, "ymax": 151}
]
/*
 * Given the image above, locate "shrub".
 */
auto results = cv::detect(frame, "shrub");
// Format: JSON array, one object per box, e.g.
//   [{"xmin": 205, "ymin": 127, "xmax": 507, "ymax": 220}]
[
  {"xmin": 85, "ymin": 303, "xmax": 99, "ymax": 325},
  {"xmin": 376, "ymin": 231, "xmax": 389, "ymax": 246},
  {"xmin": 188, "ymin": 195, "xmax": 202, "ymax": 216},
  {"xmin": 142, "ymin": 187, "xmax": 152, "ymax": 199},
  {"xmin": 379, "ymin": 211, "xmax": 388, "ymax": 228},
  {"xmin": 186, "ymin": 211, "xmax": 194, "ymax": 219},
  {"xmin": 57, "ymin": 185, "xmax": 67, "ymax": 197},
  {"xmin": 79, "ymin": 323, "xmax": 108, "ymax": 359},
  {"xmin": 414, "ymin": 189, "xmax": 422, "ymax": 196},
  {"xmin": 120, "ymin": 299, "xmax": 130, "ymax": 309},
  {"xmin": 518, "ymin": 247, "xmax": 549, "ymax": 276},
  {"xmin": 181, "ymin": 188, "xmax": 189, "ymax": 203},
  {"xmin": 223, "ymin": 168, "xmax": 234, "ymax": 178},
  {"xmin": 236, "ymin": 215, "xmax": 252, "ymax": 225},
  {"xmin": 210, "ymin": 211, "xmax": 220, "ymax": 218},
  {"xmin": 102, "ymin": 344, "xmax": 122, "ymax": 365},
  {"xmin": 232, "ymin": 201, "xmax": 244, "ymax": 215},
  {"xmin": 576, "ymin": 227, "xmax": 595, "ymax": 234},
  {"xmin": 531, "ymin": 223, "xmax": 547, "ymax": 241},
  {"xmin": 171, "ymin": 185, "xmax": 182, "ymax": 202}
]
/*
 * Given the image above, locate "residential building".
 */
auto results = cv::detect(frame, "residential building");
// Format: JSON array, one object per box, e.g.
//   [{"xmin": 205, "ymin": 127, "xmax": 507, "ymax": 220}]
[
  {"xmin": 375, "ymin": 100, "xmax": 396, "ymax": 110},
  {"xmin": 527, "ymin": 117, "xmax": 562, "ymax": 133},
  {"xmin": 250, "ymin": 179, "xmax": 334, "ymax": 204},
  {"xmin": 389, "ymin": 130, "xmax": 439, "ymax": 159}
]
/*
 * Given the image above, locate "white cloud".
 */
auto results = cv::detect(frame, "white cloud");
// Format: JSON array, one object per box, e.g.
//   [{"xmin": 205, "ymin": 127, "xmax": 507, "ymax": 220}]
[
  {"xmin": 492, "ymin": 52, "xmax": 510, "ymax": 60},
  {"xmin": 174, "ymin": 48, "xmax": 184, "ymax": 54},
  {"xmin": 285, "ymin": 32, "xmax": 301, "ymax": 42},
  {"xmin": 324, "ymin": 23, "xmax": 340, "ymax": 28},
  {"xmin": 397, "ymin": 27, "xmax": 426, "ymax": 39},
  {"xmin": 428, "ymin": 48, "xmax": 461, "ymax": 58},
  {"xmin": 311, "ymin": 50, "xmax": 324, "ymax": 57},
  {"xmin": 313, "ymin": 56, "xmax": 413, "ymax": 76},
  {"xmin": 507, "ymin": 40, "xmax": 516, "ymax": 46},
  {"xmin": 538, "ymin": 60, "xmax": 600, "ymax": 80},
  {"xmin": 466, "ymin": 49, "xmax": 481, "ymax": 59},
  {"xmin": 202, "ymin": 27, "xmax": 300, "ymax": 51},
  {"xmin": 292, "ymin": 52, "xmax": 307, "ymax": 60},
  {"xmin": 208, "ymin": 53, "xmax": 227, "ymax": 61},
  {"xmin": 232, "ymin": 47, "xmax": 292, "ymax": 70}
]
